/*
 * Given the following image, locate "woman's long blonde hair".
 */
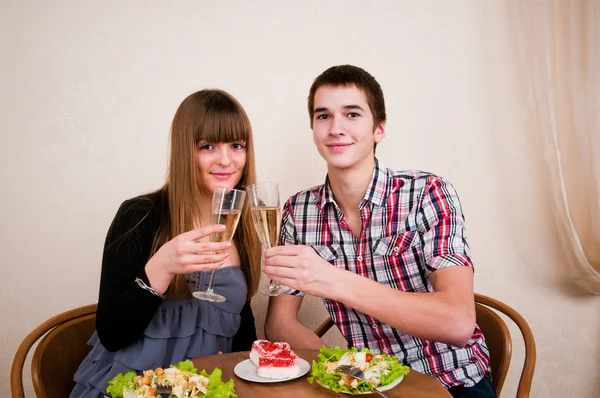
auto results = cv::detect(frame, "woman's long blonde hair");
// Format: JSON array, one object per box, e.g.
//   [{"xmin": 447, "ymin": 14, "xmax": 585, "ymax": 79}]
[{"xmin": 151, "ymin": 89, "xmax": 261, "ymax": 299}]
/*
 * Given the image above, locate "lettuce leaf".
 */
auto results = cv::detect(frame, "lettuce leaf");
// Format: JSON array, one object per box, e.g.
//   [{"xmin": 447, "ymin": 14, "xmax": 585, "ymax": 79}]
[
  {"xmin": 104, "ymin": 370, "xmax": 137, "ymax": 398},
  {"xmin": 316, "ymin": 346, "xmax": 366, "ymax": 363},
  {"xmin": 172, "ymin": 359, "xmax": 198, "ymax": 374},
  {"xmin": 308, "ymin": 346, "xmax": 410, "ymax": 396},
  {"xmin": 202, "ymin": 367, "xmax": 238, "ymax": 398}
]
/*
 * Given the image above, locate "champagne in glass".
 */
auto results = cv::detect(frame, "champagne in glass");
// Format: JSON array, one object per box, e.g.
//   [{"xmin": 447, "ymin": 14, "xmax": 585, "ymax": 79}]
[
  {"xmin": 247, "ymin": 182, "xmax": 289, "ymax": 296},
  {"xmin": 193, "ymin": 186, "xmax": 245, "ymax": 303},
  {"xmin": 210, "ymin": 209, "xmax": 241, "ymax": 243},
  {"xmin": 250, "ymin": 206, "xmax": 281, "ymax": 248}
]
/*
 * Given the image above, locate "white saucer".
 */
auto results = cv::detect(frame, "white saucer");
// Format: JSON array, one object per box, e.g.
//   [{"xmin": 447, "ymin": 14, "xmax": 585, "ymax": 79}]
[{"xmin": 233, "ymin": 358, "xmax": 310, "ymax": 383}]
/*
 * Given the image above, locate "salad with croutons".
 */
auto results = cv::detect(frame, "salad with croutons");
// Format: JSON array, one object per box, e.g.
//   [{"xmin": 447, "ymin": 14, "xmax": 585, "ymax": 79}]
[
  {"xmin": 308, "ymin": 346, "xmax": 410, "ymax": 395},
  {"xmin": 104, "ymin": 360, "xmax": 236, "ymax": 398}
]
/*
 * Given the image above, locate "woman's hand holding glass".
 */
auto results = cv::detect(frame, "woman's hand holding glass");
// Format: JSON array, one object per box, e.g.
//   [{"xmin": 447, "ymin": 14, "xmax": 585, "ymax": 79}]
[
  {"xmin": 145, "ymin": 225, "xmax": 231, "ymax": 295},
  {"xmin": 193, "ymin": 186, "xmax": 245, "ymax": 302}
]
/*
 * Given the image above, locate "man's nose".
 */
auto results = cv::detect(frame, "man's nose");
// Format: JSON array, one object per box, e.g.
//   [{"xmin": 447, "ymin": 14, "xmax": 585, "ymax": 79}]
[{"xmin": 329, "ymin": 116, "xmax": 345, "ymax": 136}]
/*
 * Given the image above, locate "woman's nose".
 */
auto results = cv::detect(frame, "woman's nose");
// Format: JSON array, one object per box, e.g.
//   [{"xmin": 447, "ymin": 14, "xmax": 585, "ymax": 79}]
[{"xmin": 217, "ymin": 146, "xmax": 231, "ymax": 165}]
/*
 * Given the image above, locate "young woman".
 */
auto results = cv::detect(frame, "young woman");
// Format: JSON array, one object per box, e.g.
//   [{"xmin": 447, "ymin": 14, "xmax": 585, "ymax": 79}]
[{"xmin": 71, "ymin": 89, "xmax": 262, "ymax": 397}]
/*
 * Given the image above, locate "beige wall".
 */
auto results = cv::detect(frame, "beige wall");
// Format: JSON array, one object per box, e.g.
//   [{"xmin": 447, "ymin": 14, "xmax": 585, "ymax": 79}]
[{"xmin": 1, "ymin": 1, "xmax": 598, "ymax": 397}]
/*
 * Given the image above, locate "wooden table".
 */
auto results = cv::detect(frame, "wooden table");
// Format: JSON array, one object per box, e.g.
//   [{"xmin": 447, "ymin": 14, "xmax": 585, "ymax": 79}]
[{"xmin": 192, "ymin": 349, "xmax": 451, "ymax": 397}]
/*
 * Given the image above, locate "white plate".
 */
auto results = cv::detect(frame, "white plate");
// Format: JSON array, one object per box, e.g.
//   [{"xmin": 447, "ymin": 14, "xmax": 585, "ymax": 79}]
[
  {"xmin": 233, "ymin": 358, "xmax": 310, "ymax": 383},
  {"xmin": 317, "ymin": 374, "xmax": 404, "ymax": 395}
]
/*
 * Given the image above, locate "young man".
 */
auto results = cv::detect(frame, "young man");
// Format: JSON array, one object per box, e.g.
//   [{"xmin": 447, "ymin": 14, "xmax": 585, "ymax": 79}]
[{"xmin": 263, "ymin": 65, "xmax": 495, "ymax": 397}]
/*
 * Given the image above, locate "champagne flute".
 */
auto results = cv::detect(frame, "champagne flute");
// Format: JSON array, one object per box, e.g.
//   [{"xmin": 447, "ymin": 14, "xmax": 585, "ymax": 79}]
[
  {"xmin": 247, "ymin": 182, "xmax": 289, "ymax": 296},
  {"xmin": 192, "ymin": 186, "xmax": 245, "ymax": 303}
]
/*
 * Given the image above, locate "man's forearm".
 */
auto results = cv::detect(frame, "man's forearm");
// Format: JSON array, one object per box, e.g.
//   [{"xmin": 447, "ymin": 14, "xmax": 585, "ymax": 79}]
[
  {"xmin": 265, "ymin": 319, "xmax": 324, "ymax": 350},
  {"xmin": 329, "ymin": 268, "xmax": 475, "ymax": 347}
]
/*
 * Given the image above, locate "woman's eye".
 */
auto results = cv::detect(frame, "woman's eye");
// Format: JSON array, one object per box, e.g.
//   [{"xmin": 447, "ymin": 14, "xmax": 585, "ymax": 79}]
[
  {"xmin": 198, "ymin": 143, "xmax": 213, "ymax": 150},
  {"xmin": 232, "ymin": 142, "xmax": 245, "ymax": 150}
]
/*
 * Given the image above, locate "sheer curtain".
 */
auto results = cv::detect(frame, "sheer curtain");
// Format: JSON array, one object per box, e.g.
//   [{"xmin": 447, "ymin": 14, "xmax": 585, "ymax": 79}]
[{"xmin": 510, "ymin": 0, "xmax": 600, "ymax": 294}]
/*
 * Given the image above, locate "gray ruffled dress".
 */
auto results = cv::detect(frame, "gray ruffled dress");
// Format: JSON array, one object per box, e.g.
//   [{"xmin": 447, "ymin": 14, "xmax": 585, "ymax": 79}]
[{"xmin": 70, "ymin": 266, "xmax": 247, "ymax": 398}]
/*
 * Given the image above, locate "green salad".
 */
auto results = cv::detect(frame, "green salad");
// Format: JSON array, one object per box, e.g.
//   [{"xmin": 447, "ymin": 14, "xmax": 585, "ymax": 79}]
[
  {"xmin": 104, "ymin": 360, "xmax": 237, "ymax": 398},
  {"xmin": 308, "ymin": 346, "xmax": 410, "ymax": 395}
]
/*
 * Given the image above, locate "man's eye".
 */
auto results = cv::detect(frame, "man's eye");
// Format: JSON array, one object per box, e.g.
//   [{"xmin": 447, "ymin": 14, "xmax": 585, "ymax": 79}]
[
  {"xmin": 316, "ymin": 114, "xmax": 329, "ymax": 120},
  {"xmin": 347, "ymin": 112, "xmax": 359, "ymax": 118}
]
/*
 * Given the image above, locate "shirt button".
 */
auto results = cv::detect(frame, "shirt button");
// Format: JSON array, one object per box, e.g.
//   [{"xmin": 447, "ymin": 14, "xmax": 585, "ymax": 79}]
[
  {"xmin": 372, "ymin": 324, "xmax": 378, "ymax": 330},
  {"xmin": 383, "ymin": 348, "xmax": 389, "ymax": 354},
  {"xmin": 357, "ymin": 256, "xmax": 363, "ymax": 261},
  {"xmin": 393, "ymin": 247, "xmax": 400, "ymax": 253}
]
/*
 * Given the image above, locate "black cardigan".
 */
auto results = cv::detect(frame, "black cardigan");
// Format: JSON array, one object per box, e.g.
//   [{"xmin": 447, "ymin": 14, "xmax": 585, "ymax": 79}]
[{"xmin": 95, "ymin": 195, "xmax": 256, "ymax": 352}]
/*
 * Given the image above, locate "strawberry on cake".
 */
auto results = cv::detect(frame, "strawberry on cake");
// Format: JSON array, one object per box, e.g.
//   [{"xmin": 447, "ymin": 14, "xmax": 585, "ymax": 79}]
[{"xmin": 250, "ymin": 340, "xmax": 301, "ymax": 379}]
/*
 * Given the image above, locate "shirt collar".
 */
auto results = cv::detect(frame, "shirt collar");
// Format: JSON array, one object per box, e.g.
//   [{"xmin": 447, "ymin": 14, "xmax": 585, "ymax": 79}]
[{"xmin": 317, "ymin": 158, "xmax": 392, "ymax": 211}]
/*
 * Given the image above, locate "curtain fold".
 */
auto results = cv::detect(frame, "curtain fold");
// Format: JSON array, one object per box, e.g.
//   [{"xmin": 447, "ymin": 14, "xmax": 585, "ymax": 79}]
[{"xmin": 509, "ymin": 0, "xmax": 600, "ymax": 294}]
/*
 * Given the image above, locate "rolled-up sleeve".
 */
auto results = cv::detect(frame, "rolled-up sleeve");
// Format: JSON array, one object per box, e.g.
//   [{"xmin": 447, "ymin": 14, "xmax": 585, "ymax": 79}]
[{"xmin": 418, "ymin": 177, "xmax": 474, "ymax": 275}]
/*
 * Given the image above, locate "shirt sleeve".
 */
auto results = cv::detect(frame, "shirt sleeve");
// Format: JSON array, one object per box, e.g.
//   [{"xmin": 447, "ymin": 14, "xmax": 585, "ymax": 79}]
[
  {"xmin": 279, "ymin": 197, "xmax": 305, "ymax": 297},
  {"xmin": 96, "ymin": 198, "xmax": 164, "ymax": 352},
  {"xmin": 279, "ymin": 198, "xmax": 299, "ymax": 246},
  {"xmin": 418, "ymin": 176, "xmax": 474, "ymax": 275}
]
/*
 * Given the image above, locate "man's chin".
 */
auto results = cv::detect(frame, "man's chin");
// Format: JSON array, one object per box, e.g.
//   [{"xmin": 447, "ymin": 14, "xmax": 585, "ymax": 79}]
[
  {"xmin": 323, "ymin": 153, "xmax": 374, "ymax": 172},
  {"xmin": 324, "ymin": 157, "xmax": 356, "ymax": 171}
]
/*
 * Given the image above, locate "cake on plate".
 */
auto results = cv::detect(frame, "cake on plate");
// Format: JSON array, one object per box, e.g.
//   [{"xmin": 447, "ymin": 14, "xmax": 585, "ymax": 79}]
[{"xmin": 250, "ymin": 339, "xmax": 301, "ymax": 379}]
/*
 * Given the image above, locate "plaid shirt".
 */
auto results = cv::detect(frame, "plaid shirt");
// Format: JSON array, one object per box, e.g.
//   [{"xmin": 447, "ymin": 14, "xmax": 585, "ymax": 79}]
[{"xmin": 280, "ymin": 159, "xmax": 490, "ymax": 388}]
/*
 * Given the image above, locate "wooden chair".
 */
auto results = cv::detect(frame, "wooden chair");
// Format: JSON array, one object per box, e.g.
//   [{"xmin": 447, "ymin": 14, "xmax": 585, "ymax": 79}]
[
  {"xmin": 11, "ymin": 304, "xmax": 97, "ymax": 398},
  {"xmin": 313, "ymin": 293, "xmax": 536, "ymax": 397},
  {"xmin": 474, "ymin": 293, "xmax": 536, "ymax": 397}
]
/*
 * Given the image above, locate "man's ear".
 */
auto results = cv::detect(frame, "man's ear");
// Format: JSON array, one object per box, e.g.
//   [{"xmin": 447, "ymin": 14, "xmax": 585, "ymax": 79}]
[{"xmin": 374, "ymin": 121, "xmax": 386, "ymax": 144}]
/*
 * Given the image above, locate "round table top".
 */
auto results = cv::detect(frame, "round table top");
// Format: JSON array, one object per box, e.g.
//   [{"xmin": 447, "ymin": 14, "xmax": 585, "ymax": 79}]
[{"xmin": 192, "ymin": 349, "xmax": 451, "ymax": 397}]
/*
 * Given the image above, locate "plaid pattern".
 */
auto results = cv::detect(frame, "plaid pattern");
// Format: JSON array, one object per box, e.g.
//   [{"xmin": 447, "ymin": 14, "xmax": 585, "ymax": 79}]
[{"xmin": 280, "ymin": 159, "xmax": 490, "ymax": 388}]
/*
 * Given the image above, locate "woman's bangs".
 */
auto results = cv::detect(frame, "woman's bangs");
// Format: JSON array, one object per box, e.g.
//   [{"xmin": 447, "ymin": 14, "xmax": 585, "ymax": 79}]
[{"xmin": 195, "ymin": 109, "xmax": 250, "ymax": 144}]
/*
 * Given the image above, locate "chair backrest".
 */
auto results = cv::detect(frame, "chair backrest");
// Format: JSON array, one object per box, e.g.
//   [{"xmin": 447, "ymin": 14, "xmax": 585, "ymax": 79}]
[
  {"xmin": 474, "ymin": 293, "xmax": 536, "ymax": 398},
  {"xmin": 11, "ymin": 304, "xmax": 97, "ymax": 398},
  {"xmin": 314, "ymin": 316, "xmax": 335, "ymax": 338},
  {"xmin": 313, "ymin": 294, "xmax": 536, "ymax": 397}
]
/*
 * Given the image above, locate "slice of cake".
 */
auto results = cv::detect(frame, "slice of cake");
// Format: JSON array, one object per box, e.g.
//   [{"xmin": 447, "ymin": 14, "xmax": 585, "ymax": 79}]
[
  {"xmin": 250, "ymin": 339, "xmax": 292, "ymax": 366},
  {"xmin": 250, "ymin": 339, "xmax": 301, "ymax": 379},
  {"xmin": 257, "ymin": 351, "xmax": 301, "ymax": 379}
]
